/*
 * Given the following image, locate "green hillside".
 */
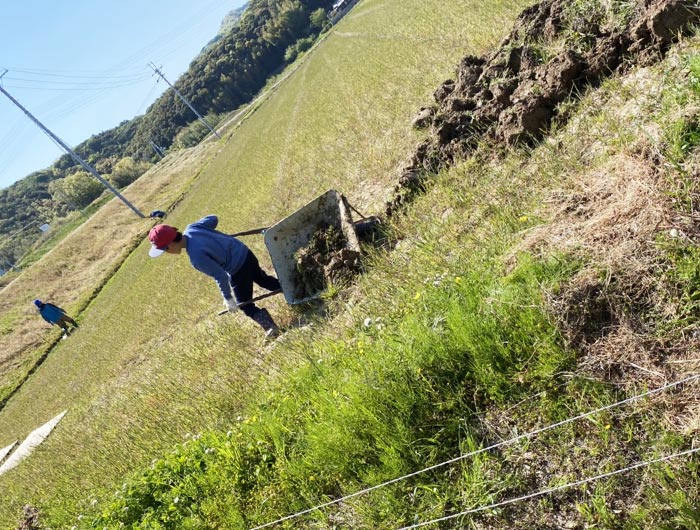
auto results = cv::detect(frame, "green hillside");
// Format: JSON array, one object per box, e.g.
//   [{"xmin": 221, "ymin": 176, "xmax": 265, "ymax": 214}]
[
  {"xmin": 0, "ymin": 0, "xmax": 331, "ymax": 269},
  {"xmin": 2, "ymin": 0, "xmax": 700, "ymax": 528}
]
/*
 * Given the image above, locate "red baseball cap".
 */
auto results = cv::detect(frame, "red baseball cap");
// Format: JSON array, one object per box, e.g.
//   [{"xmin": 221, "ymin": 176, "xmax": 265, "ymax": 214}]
[{"xmin": 148, "ymin": 224, "xmax": 178, "ymax": 257}]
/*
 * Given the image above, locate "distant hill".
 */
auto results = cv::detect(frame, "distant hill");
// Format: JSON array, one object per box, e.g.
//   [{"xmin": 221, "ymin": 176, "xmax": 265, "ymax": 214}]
[
  {"xmin": 0, "ymin": 0, "xmax": 334, "ymax": 271},
  {"xmin": 202, "ymin": 3, "xmax": 248, "ymax": 52}
]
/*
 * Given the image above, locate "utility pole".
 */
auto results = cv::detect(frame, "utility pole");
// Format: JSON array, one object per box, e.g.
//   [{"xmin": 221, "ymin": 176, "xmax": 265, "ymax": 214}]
[
  {"xmin": 149, "ymin": 140, "xmax": 165, "ymax": 158},
  {"xmin": 148, "ymin": 62, "xmax": 221, "ymax": 139},
  {"xmin": 0, "ymin": 71, "xmax": 145, "ymax": 218},
  {"xmin": 0, "ymin": 255, "xmax": 14, "ymax": 274}
]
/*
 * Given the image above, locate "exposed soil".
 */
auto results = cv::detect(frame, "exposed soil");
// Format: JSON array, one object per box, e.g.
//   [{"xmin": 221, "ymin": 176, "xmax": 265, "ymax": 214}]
[
  {"xmin": 16, "ymin": 506, "xmax": 41, "ymax": 530},
  {"xmin": 293, "ymin": 222, "xmax": 361, "ymax": 300},
  {"xmin": 380, "ymin": 0, "xmax": 700, "ymax": 527},
  {"xmin": 386, "ymin": 0, "xmax": 700, "ymax": 216}
]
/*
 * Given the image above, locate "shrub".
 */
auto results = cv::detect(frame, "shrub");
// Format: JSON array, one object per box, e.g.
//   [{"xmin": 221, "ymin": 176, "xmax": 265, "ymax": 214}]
[
  {"xmin": 109, "ymin": 157, "xmax": 152, "ymax": 188},
  {"xmin": 172, "ymin": 114, "xmax": 223, "ymax": 149}
]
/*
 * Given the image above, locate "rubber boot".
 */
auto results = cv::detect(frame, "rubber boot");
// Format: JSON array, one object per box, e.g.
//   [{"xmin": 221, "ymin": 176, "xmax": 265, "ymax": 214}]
[{"xmin": 251, "ymin": 308, "xmax": 280, "ymax": 340}]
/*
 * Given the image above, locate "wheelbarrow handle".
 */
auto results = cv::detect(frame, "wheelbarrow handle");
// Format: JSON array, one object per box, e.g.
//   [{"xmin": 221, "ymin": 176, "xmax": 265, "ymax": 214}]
[
  {"xmin": 230, "ymin": 226, "xmax": 269, "ymax": 237},
  {"xmin": 217, "ymin": 288, "xmax": 283, "ymax": 315}
]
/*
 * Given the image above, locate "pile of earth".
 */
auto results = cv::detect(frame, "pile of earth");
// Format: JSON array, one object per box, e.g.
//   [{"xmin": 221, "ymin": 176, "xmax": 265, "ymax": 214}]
[
  {"xmin": 293, "ymin": 222, "xmax": 361, "ymax": 300},
  {"xmin": 386, "ymin": 0, "xmax": 700, "ymax": 215},
  {"xmin": 377, "ymin": 1, "xmax": 700, "ymax": 527},
  {"xmin": 16, "ymin": 506, "xmax": 40, "ymax": 530}
]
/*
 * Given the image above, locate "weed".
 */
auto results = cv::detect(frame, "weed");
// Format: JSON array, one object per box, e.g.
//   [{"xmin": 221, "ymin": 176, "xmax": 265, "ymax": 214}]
[
  {"xmin": 659, "ymin": 240, "xmax": 700, "ymax": 329},
  {"xmin": 686, "ymin": 53, "xmax": 700, "ymax": 95},
  {"xmin": 664, "ymin": 118, "xmax": 700, "ymax": 169}
]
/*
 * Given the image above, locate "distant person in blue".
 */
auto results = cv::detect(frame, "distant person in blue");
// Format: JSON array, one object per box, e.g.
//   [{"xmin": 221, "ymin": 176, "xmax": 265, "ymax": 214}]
[
  {"xmin": 147, "ymin": 215, "xmax": 281, "ymax": 340},
  {"xmin": 33, "ymin": 299, "xmax": 78, "ymax": 338}
]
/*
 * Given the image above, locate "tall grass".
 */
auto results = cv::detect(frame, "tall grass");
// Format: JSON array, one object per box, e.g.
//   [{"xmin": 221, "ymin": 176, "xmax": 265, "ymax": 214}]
[{"xmin": 0, "ymin": 0, "xmax": 533, "ymax": 526}]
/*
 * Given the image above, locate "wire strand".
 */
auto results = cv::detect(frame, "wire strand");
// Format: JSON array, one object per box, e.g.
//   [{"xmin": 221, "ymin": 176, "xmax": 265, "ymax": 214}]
[
  {"xmin": 397, "ymin": 445, "xmax": 700, "ymax": 529},
  {"xmin": 248, "ymin": 372, "xmax": 700, "ymax": 530}
]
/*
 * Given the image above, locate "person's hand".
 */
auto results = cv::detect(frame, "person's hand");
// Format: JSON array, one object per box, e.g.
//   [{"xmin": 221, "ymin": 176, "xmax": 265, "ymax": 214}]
[{"xmin": 223, "ymin": 298, "xmax": 239, "ymax": 313}]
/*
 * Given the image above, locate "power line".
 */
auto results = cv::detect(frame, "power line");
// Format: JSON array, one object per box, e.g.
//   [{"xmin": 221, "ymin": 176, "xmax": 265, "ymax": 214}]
[
  {"xmin": 0, "ymin": 1, "xmax": 238, "ymax": 188},
  {"xmin": 0, "ymin": 71, "xmax": 145, "ymax": 218},
  {"xmin": 3, "ymin": 75, "xmax": 152, "ymax": 89},
  {"xmin": 111, "ymin": 0, "xmax": 235, "ymax": 72},
  {"xmin": 0, "ymin": 67, "xmax": 154, "ymax": 132},
  {"xmin": 249, "ymin": 372, "xmax": 700, "ymax": 530},
  {"xmin": 2, "ymin": 68, "xmax": 151, "ymax": 80},
  {"xmin": 397, "ymin": 445, "xmax": 700, "ymax": 529}
]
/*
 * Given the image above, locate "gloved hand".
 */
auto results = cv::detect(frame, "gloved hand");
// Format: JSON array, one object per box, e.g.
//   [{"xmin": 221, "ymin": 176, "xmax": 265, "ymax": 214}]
[{"xmin": 223, "ymin": 298, "xmax": 239, "ymax": 313}]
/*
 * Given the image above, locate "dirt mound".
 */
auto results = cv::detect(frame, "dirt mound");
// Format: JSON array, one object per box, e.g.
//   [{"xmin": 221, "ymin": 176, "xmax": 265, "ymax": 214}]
[
  {"xmin": 386, "ymin": 0, "xmax": 700, "ymax": 215},
  {"xmin": 16, "ymin": 506, "xmax": 41, "ymax": 530},
  {"xmin": 293, "ymin": 222, "xmax": 362, "ymax": 300}
]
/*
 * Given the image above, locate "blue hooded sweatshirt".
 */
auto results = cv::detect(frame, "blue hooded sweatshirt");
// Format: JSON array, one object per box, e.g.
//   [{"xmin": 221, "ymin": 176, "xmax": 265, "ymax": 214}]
[
  {"xmin": 183, "ymin": 215, "xmax": 249, "ymax": 300},
  {"xmin": 37, "ymin": 303, "xmax": 65, "ymax": 324}
]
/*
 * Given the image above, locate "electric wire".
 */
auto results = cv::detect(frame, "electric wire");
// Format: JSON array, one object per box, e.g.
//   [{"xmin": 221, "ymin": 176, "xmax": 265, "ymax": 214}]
[
  {"xmin": 249, "ymin": 372, "xmax": 700, "ymax": 530},
  {"xmin": 397, "ymin": 445, "xmax": 700, "ymax": 529},
  {"xmin": 3, "ymin": 68, "xmax": 152, "ymax": 80},
  {"xmin": 3, "ymin": 77, "xmax": 153, "ymax": 91},
  {"xmin": 3, "ymin": 74, "xmax": 152, "ymax": 88},
  {"xmin": 111, "ymin": 0, "xmax": 233, "ymax": 71},
  {"xmin": 0, "ymin": 0, "xmax": 237, "ymax": 188},
  {"xmin": 134, "ymin": 78, "xmax": 162, "ymax": 116}
]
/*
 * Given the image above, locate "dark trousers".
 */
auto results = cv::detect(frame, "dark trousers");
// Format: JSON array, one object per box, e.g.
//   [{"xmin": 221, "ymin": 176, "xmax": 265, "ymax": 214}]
[
  {"xmin": 230, "ymin": 251, "xmax": 281, "ymax": 317},
  {"xmin": 56, "ymin": 315, "xmax": 78, "ymax": 332}
]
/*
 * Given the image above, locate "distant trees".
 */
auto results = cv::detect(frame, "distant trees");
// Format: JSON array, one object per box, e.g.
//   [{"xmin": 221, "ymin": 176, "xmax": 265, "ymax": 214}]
[
  {"xmin": 172, "ymin": 113, "xmax": 225, "ymax": 149},
  {"xmin": 283, "ymin": 5, "xmax": 329, "ymax": 62},
  {"xmin": 49, "ymin": 171, "xmax": 104, "ymax": 210},
  {"xmin": 284, "ymin": 35, "xmax": 315, "ymax": 62},
  {"xmin": 109, "ymin": 157, "xmax": 153, "ymax": 188},
  {"xmin": 310, "ymin": 7, "xmax": 328, "ymax": 29},
  {"xmin": 129, "ymin": 0, "xmax": 333, "ymax": 159}
]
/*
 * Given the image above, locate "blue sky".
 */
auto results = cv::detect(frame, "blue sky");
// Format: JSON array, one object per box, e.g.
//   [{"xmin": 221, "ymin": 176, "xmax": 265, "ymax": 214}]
[{"xmin": 0, "ymin": 0, "xmax": 246, "ymax": 191}]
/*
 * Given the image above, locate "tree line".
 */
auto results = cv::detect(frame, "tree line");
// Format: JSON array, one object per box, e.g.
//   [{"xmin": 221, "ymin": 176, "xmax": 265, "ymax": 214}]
[{"xmin": 0, "ymin": 0, "xmax": 334, "ymax": 270}]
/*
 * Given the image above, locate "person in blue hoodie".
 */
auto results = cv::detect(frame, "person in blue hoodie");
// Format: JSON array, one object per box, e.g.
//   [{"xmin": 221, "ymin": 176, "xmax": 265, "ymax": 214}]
[
  {"xmin": 34, "ymin": 299, "xmax": 78, "ymax": 337},
  {"xmin": 147, "ymin": 215, "xmax": 281, "ymax": 339}
]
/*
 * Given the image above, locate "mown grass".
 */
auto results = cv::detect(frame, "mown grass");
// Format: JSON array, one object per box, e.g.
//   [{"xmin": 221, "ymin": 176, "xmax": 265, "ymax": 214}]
[
  {"xmin": 3, "ymin": 2, "xmax": 700, "ymax": 529},
  {"xmin": 0, "ymin": 142, "xmax": 216, "ymax": 408}
]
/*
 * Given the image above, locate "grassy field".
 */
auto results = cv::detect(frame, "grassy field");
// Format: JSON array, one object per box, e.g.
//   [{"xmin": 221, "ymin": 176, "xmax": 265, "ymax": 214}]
[
  {"xmin": 0, "ymin": 0, "xmax": 538, "ymax": 526},
  {"xmin": 75, "ymin": 30, "xmax": 700, "ymax": 525},
  {"xmin": 0, "ymin": 143, "xmax": 218, "ymax": 407}
]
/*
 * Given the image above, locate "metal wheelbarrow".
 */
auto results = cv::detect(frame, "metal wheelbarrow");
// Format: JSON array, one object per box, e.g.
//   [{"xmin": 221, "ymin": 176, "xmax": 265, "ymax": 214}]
[{"xmin": 221, "ymin": 189, "xmax": 379, "ymax": 312}]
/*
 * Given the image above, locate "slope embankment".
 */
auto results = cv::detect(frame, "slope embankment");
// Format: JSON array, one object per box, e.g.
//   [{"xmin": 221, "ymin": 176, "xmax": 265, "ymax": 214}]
[
  {"xmin": 11, "ymin": 1, "xmax": 700, "ymax": 528},
  {"xmin": 388, "ymin": 0, "xmax": 700, "ymax": 214}
]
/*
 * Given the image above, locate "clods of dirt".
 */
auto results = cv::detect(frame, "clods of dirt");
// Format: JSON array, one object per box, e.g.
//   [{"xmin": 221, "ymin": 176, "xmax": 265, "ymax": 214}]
[
  {"xmin": 16, "ymin": 506, "xmax": 41, "ymax": 530},
  {"xmin": 385, "ymin": 0, "xmax": 700, "ymax": 217},
  {"xmin": 293, "ymin": 222, "xmax": 362, "ymax": 300}
]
